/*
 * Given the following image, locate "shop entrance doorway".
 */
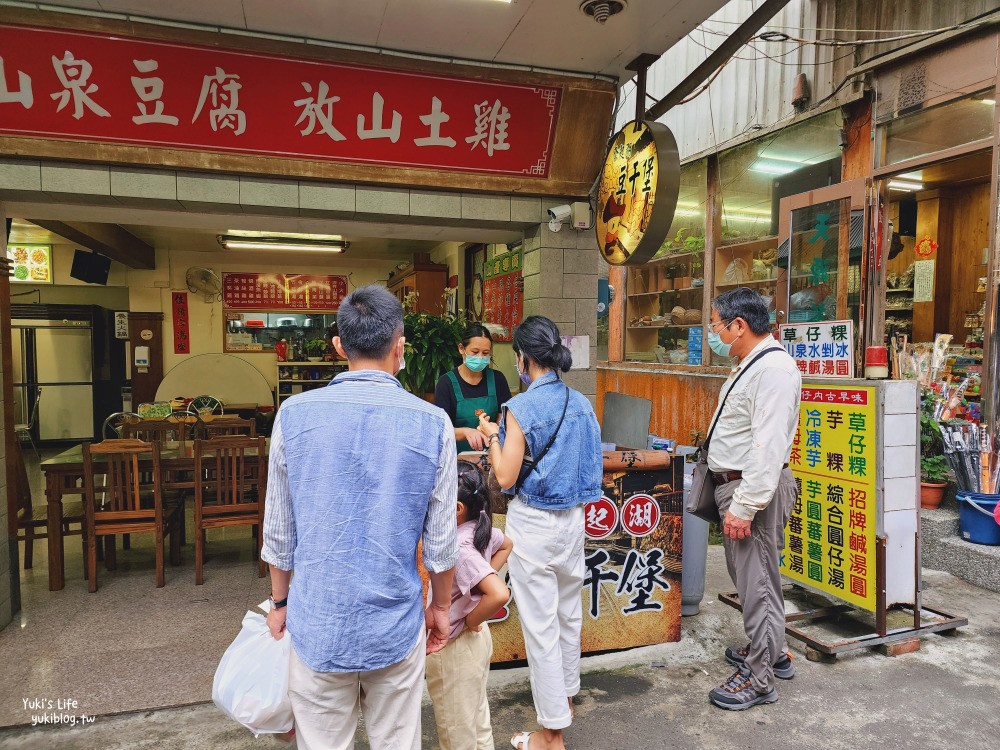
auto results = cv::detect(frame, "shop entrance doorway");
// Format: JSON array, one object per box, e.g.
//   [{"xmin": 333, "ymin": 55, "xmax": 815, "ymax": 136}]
[{"xmin": 878, "ymin": 150, "xmax": 993, "ymax": 404}]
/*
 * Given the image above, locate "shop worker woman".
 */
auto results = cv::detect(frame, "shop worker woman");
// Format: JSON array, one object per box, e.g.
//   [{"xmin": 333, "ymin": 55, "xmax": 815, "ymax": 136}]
[
  {"xmin": 477, "ymin": 316, "xmax": 602, "ymax": 750},
  {"xmin": 435, "ymin": 323, "xmax": 513, "ymax": 453}
]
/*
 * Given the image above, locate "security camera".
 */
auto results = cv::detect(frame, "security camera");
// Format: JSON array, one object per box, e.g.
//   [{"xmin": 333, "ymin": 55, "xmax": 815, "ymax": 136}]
[{"xmin": 548, "ymin": 204, "xmax": 572, "ymax": 222}]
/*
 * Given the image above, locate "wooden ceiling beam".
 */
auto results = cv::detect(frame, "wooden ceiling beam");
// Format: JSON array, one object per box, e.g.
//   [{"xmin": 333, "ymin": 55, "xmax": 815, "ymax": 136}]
[{"xmin": 28, "ymin": 220, "xmax": 155, "ymax": 270}]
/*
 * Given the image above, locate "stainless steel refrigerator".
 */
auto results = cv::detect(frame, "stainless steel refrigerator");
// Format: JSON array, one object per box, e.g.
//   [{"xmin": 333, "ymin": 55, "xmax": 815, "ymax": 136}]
[{"xmin": 12, "ymin": 305, "xmax": 126, "ymax": 442}]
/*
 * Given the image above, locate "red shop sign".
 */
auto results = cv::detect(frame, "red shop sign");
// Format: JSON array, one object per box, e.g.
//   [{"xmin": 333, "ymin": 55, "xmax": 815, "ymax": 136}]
[
  {"xmin": 171, "ymin": 291, "xmax": 190, "ymax": 354},
  {"xmin": 222, "ymin": 272, "xmax": 347, "ymax": 311},
  {"xmin": 0, "ymin": 24, "xmax": 560, "ymax": 177}
]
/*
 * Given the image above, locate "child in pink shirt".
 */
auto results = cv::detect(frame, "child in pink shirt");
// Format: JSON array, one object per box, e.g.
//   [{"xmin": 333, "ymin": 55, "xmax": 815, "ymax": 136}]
[{"xmin": 426, "ymin": 460, "xmax": 513, "ymax": 750}]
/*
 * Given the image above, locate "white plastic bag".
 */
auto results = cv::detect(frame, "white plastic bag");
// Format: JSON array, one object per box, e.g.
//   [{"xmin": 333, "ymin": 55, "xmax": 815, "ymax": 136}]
[{"xmin": 212, "ymin": 608, "xmax": 294, "ymax": 736}]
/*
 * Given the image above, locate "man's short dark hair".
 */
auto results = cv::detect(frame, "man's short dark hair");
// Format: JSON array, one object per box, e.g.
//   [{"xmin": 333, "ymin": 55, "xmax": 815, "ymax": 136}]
[
  {"xmin": 336, "ymin": 285, "xmax": 403, "ymax": 360},
  {"xmin": 712, "ymin": 287, "xmax": 771, "ymax": 335}
]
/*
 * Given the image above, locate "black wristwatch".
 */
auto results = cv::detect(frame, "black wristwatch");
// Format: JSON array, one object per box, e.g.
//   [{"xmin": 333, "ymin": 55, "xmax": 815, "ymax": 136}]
[{"xmin": 269, "ymin": 595, "xmax": 288, "ymax": 610}]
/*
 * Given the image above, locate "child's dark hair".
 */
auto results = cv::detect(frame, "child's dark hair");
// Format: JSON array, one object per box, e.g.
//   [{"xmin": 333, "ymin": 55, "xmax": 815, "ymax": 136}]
[{"xmin": 457, "ymin": 459, "xmax": 492, "ymax": 555}]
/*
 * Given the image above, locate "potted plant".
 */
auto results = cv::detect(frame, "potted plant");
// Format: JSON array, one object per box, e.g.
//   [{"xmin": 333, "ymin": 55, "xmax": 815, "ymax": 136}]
[
  {"xmin": 920, "ymin": 455, "xmax": 950, "ymax": 508},
  {"xmin": 920, "ymin": 396, "xmax": 949, "ymax": 509},
  {"xmin": 396, "ymin": 310, "xmax": 465, "ymax": 400},
  {"xmin": 303, "ymin": 338, "xmax": 328, "ymax": 362}
]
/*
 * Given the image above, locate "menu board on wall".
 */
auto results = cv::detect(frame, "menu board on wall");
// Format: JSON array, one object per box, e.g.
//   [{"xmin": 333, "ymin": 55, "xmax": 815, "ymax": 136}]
[
  {"xmin": 222, "ymin": 272, "xmax": 348, "ymax": 310},
  {"xmin": 481, "ymin": 244, "xmax": 522, "ymax": 342},
  {"xmin": 6, "ymin": 245, "xmax": 52, "ymax": 284}
]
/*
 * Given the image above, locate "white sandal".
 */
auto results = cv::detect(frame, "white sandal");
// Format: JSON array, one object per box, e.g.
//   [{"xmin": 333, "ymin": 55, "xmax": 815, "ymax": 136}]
[{"xmin": 510, "ymin": 731, "xmax": 533, "ymax": 750}]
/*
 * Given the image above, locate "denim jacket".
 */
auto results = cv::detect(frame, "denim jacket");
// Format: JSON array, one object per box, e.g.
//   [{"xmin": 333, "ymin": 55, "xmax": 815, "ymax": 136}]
[{"xmin": 499, "ymin": 371, "xmax": 602, "ymax": 510}]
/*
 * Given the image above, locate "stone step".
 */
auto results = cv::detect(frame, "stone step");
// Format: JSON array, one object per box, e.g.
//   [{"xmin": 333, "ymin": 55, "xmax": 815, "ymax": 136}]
[
  {"xmin": 921, "ymin": 507, "xmax": 1000, "ymax": 594},
  {"xmin": 921, "ymin": 506, "xmax": 959, "ymax": 543}
]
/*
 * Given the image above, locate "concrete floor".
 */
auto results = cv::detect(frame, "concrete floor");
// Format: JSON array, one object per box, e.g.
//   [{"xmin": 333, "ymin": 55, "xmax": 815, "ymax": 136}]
[
  {"xmin": 0, "ymin": 448, "xmax": 271, "ymax": 728},
  {"xmin": 0, "ymin": 547, "xmax": 1000, "ymax": 750},
  {"xmin": 3, "ymin": 449, "xmax": 999, "ymax": 748}
]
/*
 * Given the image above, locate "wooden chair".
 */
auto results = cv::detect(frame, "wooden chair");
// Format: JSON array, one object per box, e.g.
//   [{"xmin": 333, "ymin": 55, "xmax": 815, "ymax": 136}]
[
  {"xmin": 103, "ymin": 411, "xmax": 141, "ymax": 438},
  {"xmin": 122, "ymin": 418, "xmax": 186, "ymax": 443},
  {"xmin": 13, "ymin": 441, "xmax": 87, "ymax": 572},
  {"xmin": 81, "ymin": 439, "xmax": 184, "ymax": 592},
  {"xmin": 197, "ymin": 416, "xmax": 257, "ymax": 439},
  {"xmin": 193, "ymin": 436, "xmax": 267, "ymax": 584}
]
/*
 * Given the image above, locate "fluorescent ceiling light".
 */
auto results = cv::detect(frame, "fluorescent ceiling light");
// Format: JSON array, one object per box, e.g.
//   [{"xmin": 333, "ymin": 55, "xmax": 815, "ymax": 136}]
[
  {"xmin": 225, "ymin": 230, "xmax": 346, "ymax": 242},
  {"xmin": 980, "ymin": 98, "xmax": 995, "ymax": 105},
  {"xmin": 751, "ymin": 161, "xmax": 795, "ymax": 175},
  {"xmin": 673, "ymin": 209, "xmax": 702, "ymax": 217},
  {"xmin": 888, "ymin": 180, "xmax": 923, "ymax": 192},
  {"xmin": 218, "ymin": 235, "xmax": 349, "ymax": 252}
]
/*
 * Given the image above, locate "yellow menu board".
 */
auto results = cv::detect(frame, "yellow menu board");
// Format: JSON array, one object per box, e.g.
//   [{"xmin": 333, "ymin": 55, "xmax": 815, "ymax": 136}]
[
  {"xmin": 783, "ymin": 384, "xmax": 878, "ymax": 612},
  {"xmin": 7, "ymin": 244, "xmax": 52, "ymax": 284}
]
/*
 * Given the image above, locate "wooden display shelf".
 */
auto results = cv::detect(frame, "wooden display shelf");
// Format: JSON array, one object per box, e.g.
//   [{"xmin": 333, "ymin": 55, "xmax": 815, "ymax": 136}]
[
  {"xmin": 649, "ymin": 251, "xmax": 701, "ymax": 264},
  {"xmin": 628, "ymin": 323, "xmax": 702, "ymax": 329},
  {"xmin": 716, "ymin": 278, "xmax": 778, "ymax": 288},
  {"xmin": 628, "ymin": 286, "xmax": 705, "ymax": 297},
  {"xmin": 887, "ymin": 287, "xmax": 913, "ymax": 293},
  {"xmin": 280, "ymin": 360, "xmax": 337, "ymax": 365}
]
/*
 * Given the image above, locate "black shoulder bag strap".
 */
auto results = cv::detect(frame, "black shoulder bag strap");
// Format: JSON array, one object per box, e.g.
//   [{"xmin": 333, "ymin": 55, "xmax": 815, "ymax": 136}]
[
  {"xmin": 701, "ymin": 346, "xmax": 781, "ymax": 454},
  {"xmin": 512, "ymin": 384, "xmax": 570, "ymax": 495}
]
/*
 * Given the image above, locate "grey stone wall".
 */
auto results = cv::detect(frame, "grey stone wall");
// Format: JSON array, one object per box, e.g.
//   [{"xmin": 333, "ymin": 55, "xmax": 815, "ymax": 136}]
[{"xmin": 522, "ymin": 222, "xmax": 600, "ymax": 403}]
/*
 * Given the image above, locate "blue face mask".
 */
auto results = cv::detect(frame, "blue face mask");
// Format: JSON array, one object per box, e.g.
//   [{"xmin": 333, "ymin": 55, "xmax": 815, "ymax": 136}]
[
  {"xmin": 516, "ymin": 355, "xmax": 531, "ymax": 386},
  {"xmin": 464, "ymin": 355, "xmax": 490, "ymax": 372},
  {"xmin": 708, "ymin": 320, "xmax": 735, "ymax": 357}
]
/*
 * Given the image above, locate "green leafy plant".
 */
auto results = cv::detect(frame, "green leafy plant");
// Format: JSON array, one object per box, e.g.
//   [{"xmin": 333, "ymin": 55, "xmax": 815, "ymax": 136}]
[
  {"xmin": 921, "ymin": 454, "xmax": 949, "ymax": 484},
  {"xmin": 396, "ymin": 312, "xmax": 465, "ymax": 396},
  {"xmin": 682, "ymin": 234, "xmax": 705, "ymax": 253},
  {"xmin": 920, "ymin": 393, "xmax": 949, "ymax": 484},
  {"xmin": 303, "ymin": 338, "xmax": 328, "ymax": 357}
]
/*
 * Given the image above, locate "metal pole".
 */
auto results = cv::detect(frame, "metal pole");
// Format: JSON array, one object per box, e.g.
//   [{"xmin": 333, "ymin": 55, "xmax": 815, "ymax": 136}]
[{"xmin": 645, "ymin": 0, "xmax": 794, "ymax": 121}]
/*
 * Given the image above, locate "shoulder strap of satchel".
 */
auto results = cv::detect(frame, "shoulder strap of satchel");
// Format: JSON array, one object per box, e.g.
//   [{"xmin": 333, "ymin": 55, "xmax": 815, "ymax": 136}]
[
  {"xmin": 703, "ymin": 347, "xmax": 781, "ymax": 449},
  {"xmin": 513, "ymin": 384, "xmax": 570, "ymax": 495}
]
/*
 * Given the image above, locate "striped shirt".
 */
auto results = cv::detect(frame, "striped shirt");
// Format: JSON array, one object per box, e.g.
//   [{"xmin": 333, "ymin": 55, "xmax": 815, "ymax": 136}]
[{"xmin": 261, "ymin": 369, "xmax": 458, "ymax": 672}]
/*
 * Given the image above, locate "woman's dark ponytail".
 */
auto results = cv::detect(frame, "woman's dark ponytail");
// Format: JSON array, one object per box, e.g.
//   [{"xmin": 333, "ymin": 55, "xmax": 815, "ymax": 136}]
[
  {"xmin": 513, "ymin": 315, "xmax": 572, "ymax": 373},
  {"xmin": 457, "ymin": 460, "xmax": 493, "ymax": 555}
]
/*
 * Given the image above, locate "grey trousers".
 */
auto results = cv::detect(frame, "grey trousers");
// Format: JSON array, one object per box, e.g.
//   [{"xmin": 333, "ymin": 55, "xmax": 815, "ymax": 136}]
[{"xmin": 715, "ymin": 468, "xmax": 797, "ymax": 692}]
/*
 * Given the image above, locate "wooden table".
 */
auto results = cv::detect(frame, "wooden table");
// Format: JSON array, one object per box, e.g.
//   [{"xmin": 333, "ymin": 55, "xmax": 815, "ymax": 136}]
[{"xmin": 41, "ymin": 440, "xmax": 269, "ymax": 591}]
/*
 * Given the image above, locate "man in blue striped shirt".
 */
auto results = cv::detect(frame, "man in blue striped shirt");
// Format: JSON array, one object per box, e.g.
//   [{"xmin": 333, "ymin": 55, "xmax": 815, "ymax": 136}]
[{"xmin": 262, "ymin": 285, "xmax": 458, "ymax": 750}]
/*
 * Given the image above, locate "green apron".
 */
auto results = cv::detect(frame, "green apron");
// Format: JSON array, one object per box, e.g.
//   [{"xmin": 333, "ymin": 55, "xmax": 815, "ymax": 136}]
[{"xmin": 448, "ymin": 368, "xmax": 498, "ymax": 453}]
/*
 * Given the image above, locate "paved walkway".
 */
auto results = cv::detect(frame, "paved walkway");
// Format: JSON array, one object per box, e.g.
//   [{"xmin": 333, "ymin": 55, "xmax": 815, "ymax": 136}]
[{"xmin": 2, "ymin": 546, "xmax": 998, "ymax": 749}]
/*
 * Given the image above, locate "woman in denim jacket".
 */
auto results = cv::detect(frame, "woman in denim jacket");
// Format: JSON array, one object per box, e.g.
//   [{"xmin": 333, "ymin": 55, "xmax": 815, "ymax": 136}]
[{"xmin": 478, "ymin": 316, "xmax": 602, "ymax": 750}]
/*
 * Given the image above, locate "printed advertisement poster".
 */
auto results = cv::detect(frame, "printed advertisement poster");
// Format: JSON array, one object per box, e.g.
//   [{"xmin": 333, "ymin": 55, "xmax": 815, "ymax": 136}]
[
  {"xmin": 782, "ymin": 385, "xmax": 878, "ymax": 612},
  {"xmin": 6, "ymin": 244, "xmax": 52, "ymax": 284},
  {"xmin": 486, "ymin": 457, "xmax": 684, "ymax": 662}
]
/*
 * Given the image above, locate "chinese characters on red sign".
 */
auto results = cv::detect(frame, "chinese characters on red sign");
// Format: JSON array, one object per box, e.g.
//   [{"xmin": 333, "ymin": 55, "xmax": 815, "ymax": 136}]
[
  {"xmin": 481, "ymin": 245, "xmax": 522, "ymax": 342},
  {"xmin": 171, "ymin": 291, "xmax": 190, "ymax": 354},
  {"xmin": 0, "ymin": 25, "xmax": 560, "ymax": 177},
  {"xmin": 222, "ymin": 272, "xmax": 347, "ymax": 310},
  {"xmin": 584, "ymin": 496, "xmax": 619, "ymax": 540}
]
